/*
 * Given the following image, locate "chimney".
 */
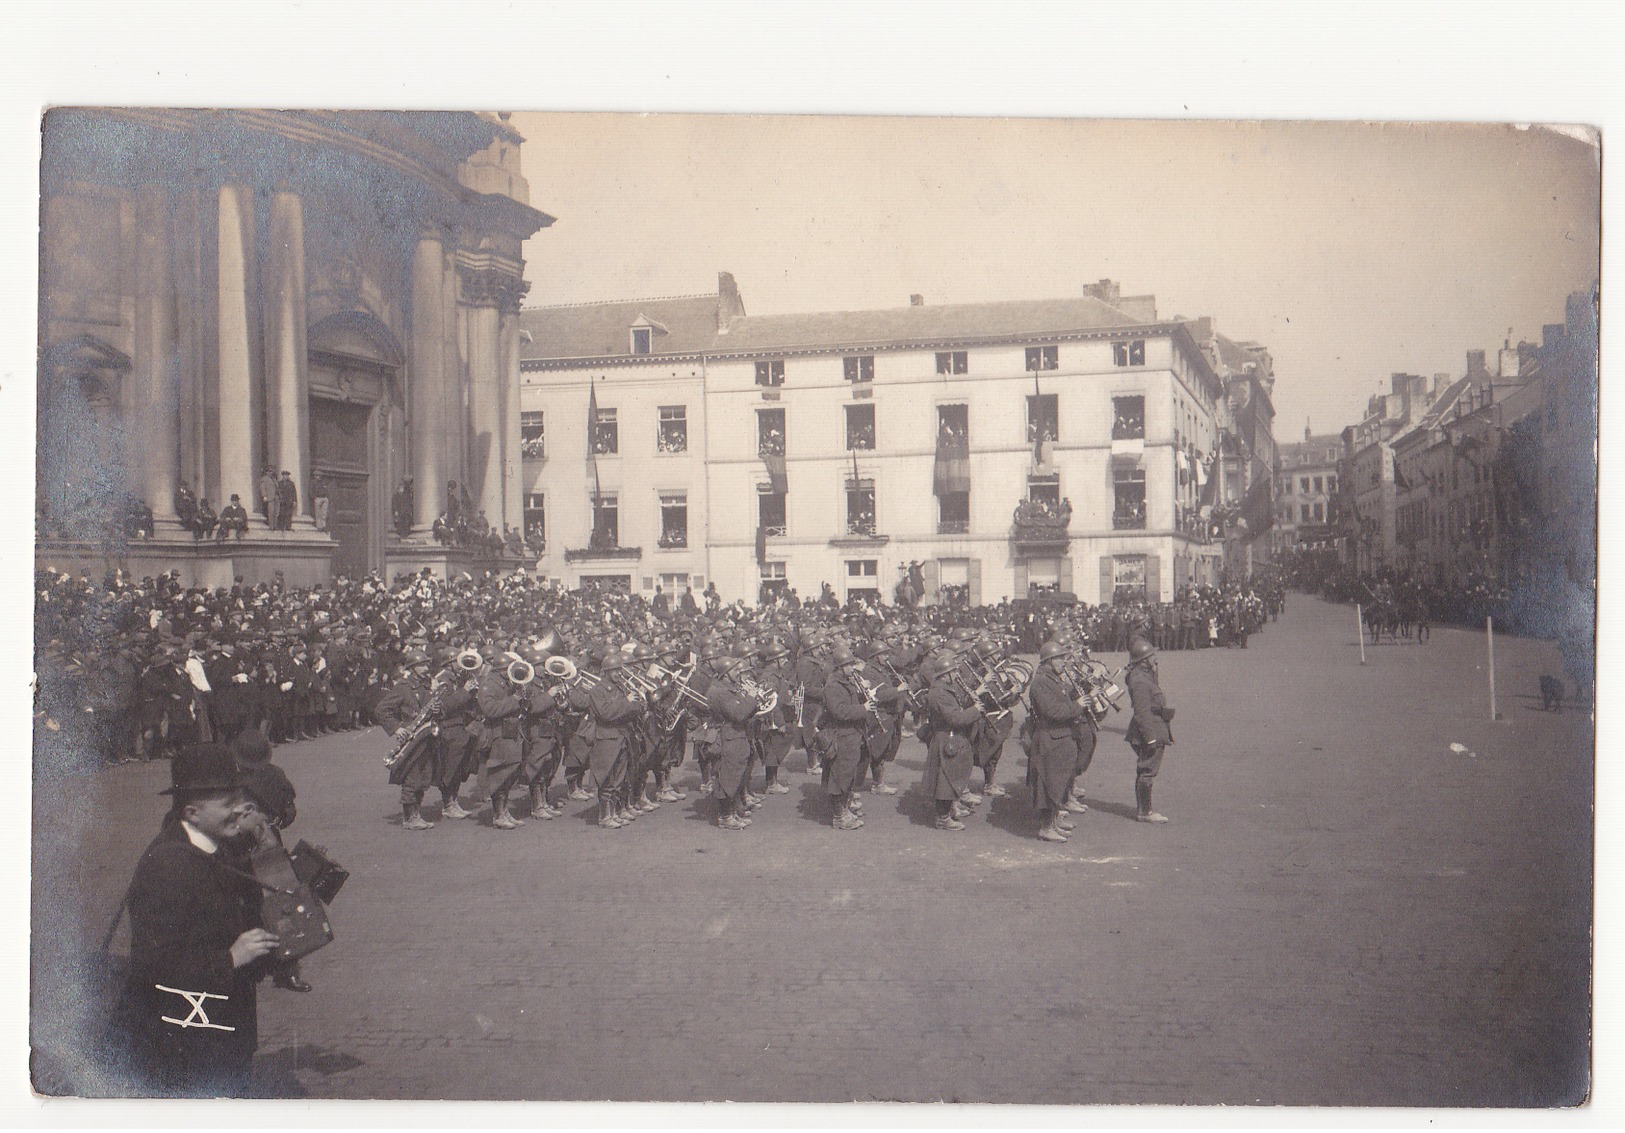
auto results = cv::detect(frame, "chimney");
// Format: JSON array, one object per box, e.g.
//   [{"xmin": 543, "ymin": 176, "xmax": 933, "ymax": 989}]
[
  {"xmin": 1466, "ymin": 349, "xmax": 1487, "ymax": 376},
  {"xmin": 716, "ymin": 271, "xmax": 745, "ymax": 333},
  {"xmin": 909, "ymin": 294, "xmax": 924, "ymax": 307},
  {"xmin": 1082, "ymin": 278, "xmax": 1121, "ymax": 305},
  {"xmin": 1498, "ymin": 346, "xmax": 1520, "ymax": 379}
]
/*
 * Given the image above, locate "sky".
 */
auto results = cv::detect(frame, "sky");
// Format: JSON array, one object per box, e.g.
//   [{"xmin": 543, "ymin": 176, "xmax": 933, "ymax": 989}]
[{"xmin": 514, "ymin": 114, "xmax": 1599, "ymax": 439}]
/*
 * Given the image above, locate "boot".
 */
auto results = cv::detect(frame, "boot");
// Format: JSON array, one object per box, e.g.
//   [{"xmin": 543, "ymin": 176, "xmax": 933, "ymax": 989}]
[
  {"xmin": 1136, "ymin": 779, "xmax": 1168, "ymax": 823},
  {"xmin": 935, "ymin": 801, "xmax": 965, "ymax": 831},
  {"xmin": 832, "ymin": 803, "xmax": 864, "ymax": 831},
  {"xmin": 598, "ymin": 797, "xmax": 623, "ymax": 829},
  {"xmin": 492, "ymin": 793, "xmax": 522, "ymax": 829},
  {"xmin": 529, "ymin": 786, "xmax": 555, "ymax": 819},
  {"xmin": 1038, "ymin": 810, "xmax": 1068, "ymax": 843},
  {"xmin": 403, "ymin": 805, "xmax": 434, "ymax": 831},
  {"xmin": 983, "ymin": 777, "xmax": 1009, "ymax": 798},
  {"xmin": 441, "ymin": 788, "xmax": 471, "ymax": 819},
  {"xmin": 870, "ymin": 766, "xmax": 897, "ymax": 795}
]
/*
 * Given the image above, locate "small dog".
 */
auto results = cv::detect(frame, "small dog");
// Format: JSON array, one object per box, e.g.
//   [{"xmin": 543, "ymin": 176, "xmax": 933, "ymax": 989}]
[{"xmin": 1540, "ymin": 675, "xmax": 1565, "ymax": 712}]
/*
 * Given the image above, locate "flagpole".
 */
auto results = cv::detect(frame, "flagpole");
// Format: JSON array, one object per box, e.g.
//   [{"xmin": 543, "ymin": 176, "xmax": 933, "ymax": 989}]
[
  {"xmin": 1487, "ymin": 615, "xmax": 1498, "ymax": 720},
  {"xmin": 1357, "ymin": 604, "xmax": 1366, "ymax": 665}
]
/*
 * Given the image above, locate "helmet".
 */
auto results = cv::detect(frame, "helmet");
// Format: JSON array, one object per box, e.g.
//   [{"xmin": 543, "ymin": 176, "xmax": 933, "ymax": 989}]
[
  {"xmin": 920, "ymin": 653, "xmax": 955, "ymax": 684},
  {"xmin": 732, "ymin": 639, "xmax": 756, "ymax": 659},
  {"xmin": 1038, "ymin": 640, "xmax": 1073, "ymax": 663},
  {"xmin": 479, "ymin": 644, "xmax": 502, "ymax": 663},
  {"xmin": 759, "ymin": 637, "xmax": 788, "ymax": 662},
  {"xmin": 601, "ymin": 650, "xmax": 626, "ymax": 671},
  {"xmin": 948, "ymin": 627, "xmax": 977, "ymax": 644},
  {"xmin": 1128, "ymin": 638, "xmax": 1158, "ymax": 663},
  {"xmin": 403, "ymin": 650, "xmax": 430, "ymax": 667},
  {"xmin": 631, "ymin": 642, "xmax": 656, "ymax": 663},
  {"xmin": 829, "ymin": 644, "xmax": 859, "ymax": 668}
]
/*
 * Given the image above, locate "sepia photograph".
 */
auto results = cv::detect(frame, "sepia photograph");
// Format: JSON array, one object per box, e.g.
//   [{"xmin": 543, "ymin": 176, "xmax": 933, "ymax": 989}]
[{"xmin": 12, "ymin": 5, "xmax": 1612, "ymax": 1119}]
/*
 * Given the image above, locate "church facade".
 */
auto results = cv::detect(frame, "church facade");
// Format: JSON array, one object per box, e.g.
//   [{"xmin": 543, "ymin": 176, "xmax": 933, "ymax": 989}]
[{"xmin": 37, "ymin": 109, "xmax": 551, "ymax": 587}]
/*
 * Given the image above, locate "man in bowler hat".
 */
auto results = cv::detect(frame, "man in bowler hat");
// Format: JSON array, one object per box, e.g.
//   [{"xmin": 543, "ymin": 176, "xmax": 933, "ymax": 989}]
[{"xmin": 113, "ymin": 744, "xmax": 280, "ymax": 1096}]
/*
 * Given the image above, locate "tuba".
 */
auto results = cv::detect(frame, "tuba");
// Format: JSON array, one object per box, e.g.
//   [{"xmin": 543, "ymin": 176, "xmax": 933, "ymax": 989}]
[
  {"xmin": 506, "ymin": 655, "xmax": 535, "ymax": 686},
  {"xmin": 455, "ymin": 649, "xmax": 484, "ymax": 674}
]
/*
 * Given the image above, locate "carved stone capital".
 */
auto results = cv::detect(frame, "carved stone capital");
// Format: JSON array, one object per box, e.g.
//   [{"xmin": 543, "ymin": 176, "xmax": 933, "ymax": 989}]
[{"xmin": 457, "ymin": 266, "xmax": 528, "ymax": 313}]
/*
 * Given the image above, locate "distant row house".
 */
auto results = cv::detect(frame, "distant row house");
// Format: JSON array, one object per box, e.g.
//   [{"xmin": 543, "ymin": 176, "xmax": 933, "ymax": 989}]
[{"xmin": 517, "ymin": 275, "xmax": 1278, "ymax": 606}]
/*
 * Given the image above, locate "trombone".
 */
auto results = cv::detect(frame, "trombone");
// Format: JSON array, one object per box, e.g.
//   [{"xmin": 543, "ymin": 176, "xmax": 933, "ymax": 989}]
[{"xmin": 541, "ymin": 655, "xmax": 600, "ymax": 690}]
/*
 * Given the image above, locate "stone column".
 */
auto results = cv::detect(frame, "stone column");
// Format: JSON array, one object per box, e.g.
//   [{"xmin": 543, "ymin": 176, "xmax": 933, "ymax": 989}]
[
  {"xmin": 216, "ymin": 184, "xmax": 257, "ymax": 520},
  {"xmin": 461, "ymin": 267, "xmax": 505, "ymax": 530},
  {"xmin": 408, "ymin": 231, "xmax": 446, "ymax": 534},
  {"xmin": 132, "ymin": 184, "xmax": 181, "ymax": 530},
  {"xmin": 264, "ymin": 189, "xmax": 313, "ymax": 528},
  {"xmin": 500, "ymin": 306, "xmax": 523, "ymax": 534}
]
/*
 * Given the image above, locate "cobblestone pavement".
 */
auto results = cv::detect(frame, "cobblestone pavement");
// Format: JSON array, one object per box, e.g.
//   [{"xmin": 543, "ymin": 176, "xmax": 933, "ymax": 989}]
[{"xmin": 32, "ymin": 595, "xmax": 1593, "ymax": 1105}]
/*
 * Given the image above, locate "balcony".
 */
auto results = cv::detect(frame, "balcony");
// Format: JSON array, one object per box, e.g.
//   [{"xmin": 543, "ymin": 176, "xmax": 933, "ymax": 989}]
[
  {"xmin": 937, "ymin": 519, "xmax": 970, "ymax": 535},
  {"xmin": 1010, "ymin": 498, "xmax": 1071, "ymax": 554},
  {"xmin": 657, "ymin": 532, "xmax": 688, "ymax": 550},
  {"xmin": 1112, "ymin": 510, "xmax": 1147, "ymax": 531},
  {"xmin": 521, "ymin": 439, "xmax": 546, "ymax": 460},
  {"xmin": 830, "ymin": 519, "xmax": 889, "ymax": 549},
  {"xmin": 564, "ymin": 541, "xmax": 642, "ymax": 563}
]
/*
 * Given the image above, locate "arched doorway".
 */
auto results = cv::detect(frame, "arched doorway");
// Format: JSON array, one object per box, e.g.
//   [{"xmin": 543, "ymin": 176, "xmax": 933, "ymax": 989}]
[{"xmin": 306, "ymin": 312, "xmax": 404, "ymax": 577}]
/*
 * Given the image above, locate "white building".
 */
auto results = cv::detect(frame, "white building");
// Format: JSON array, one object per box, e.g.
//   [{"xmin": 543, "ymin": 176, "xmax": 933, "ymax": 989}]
[{"xmin": 520, "ymin": 277, "xmax": 1234, "ymax": 605}]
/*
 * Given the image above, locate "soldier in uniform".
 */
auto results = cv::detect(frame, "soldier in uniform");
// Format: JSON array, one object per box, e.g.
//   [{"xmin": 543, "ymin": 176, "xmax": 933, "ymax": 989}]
[
  {"xmin": 1026, "ymin": 640, "xmax": 1085, "ymax": 843},
  {"xmin": 707, "ymin": 651, "xmax": 760, "ymax": 830},
  {"xmin": 378, "ymin": 650, "xmax": 439, "ymax": 830},
  {"xmin": 755, "ymin": 638, "xmax": 795, "ymax": 795},
  {"xmin": 920, "ymin": 651, "xmax": 983, "ymax": 831},
  {"xmin": 474, "ymin": 649, "xmax": 529, "ymax": 829},
  {"xmin": 819, "ymin": 644, "xmax": 870, "ymax": 830},
  {"xmin": 587, "ymin": 649, "xmax": 644, "ymax": 829},
  {"xmin": 648, "ymin": 639, "xmax": 692, "ymax": 803},
  {"xmin": 793, "ymin": 629, "xmax": 830, "ymax": 776},
  {"xmin": 1123, "ymin": 638, "xmax": 1174, "ymax": 823},
  {"xmin": 433, "ymin": 649, "xmax": 486, "ymax": 821},
  {"xmin": 855, "ymin": 636, "xmax": 903, "ymax": 797}
]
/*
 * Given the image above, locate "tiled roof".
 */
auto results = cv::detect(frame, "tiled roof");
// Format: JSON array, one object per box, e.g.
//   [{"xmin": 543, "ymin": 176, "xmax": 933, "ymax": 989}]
[
  {"xmin": 1414, "ymin": 376, "xmax": 1475, "ymax": 431},
  {"xmin": 519, "ymin": 294, "xmax": 720, "ymax": 361},
  {"xmin": 711, "ymin": 295, "xmax": 1154, "ymax": 355},
  {"xmin": 1214, "ymin": 334, "xmax": 1268, "ymax": 371}
]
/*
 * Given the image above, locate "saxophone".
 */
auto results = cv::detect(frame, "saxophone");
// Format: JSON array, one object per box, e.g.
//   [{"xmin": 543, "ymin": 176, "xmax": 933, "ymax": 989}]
[{"xmin": 383, "ymin": 682, "xmax": 447, "ymax": 767}]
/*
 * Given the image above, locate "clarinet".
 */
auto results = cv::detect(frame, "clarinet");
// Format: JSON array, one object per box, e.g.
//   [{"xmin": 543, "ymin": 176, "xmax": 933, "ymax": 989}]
[{"xmin": 383, "ymin": 683, "xmax": 447, "ymax": 767}]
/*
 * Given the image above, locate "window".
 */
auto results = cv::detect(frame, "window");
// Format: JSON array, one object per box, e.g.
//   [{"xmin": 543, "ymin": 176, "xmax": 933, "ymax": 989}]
[
  {"xmin": 660, "ymin": 572, "xmax": 690, "ymax": 593},
  {"xmin": 1300, "ymin": 476, "xmax": 1311, "ymax": 494},
  {"xmin": 592, "ymin": 407, "xmax": 618, "ymax": 455},
  {"xmin": 1112, "ymin": 395, "xmax": 1145, "ymax": 440},
  {"xmin": 847, "ymin": 559, "xmax": 878, "ymax": 578},
  {"xmin": 938, "ymin": 490, "xmax": 969, "ymax": 534},
  {"xmin": 657, "ymin": 405, "xmax": 688, "ymax": 453},
  {"xmin": 520, "ymin": 411, "xmax": 546, "ymax": 459},
  {"xmin": 1327, "ymin": 475, "xmax": 1337, "ymax": 494},
  {"xmin": 658, "ymin": 492, "xmax": 688, "ymax": 548},
  {"xmin": 1301, "ymin": 504, "xmax": 1312, "ymax": 523},
  {"xmin": 843, "ymin": 355, "xmax": 875, "ymax": 383},
  {"xmin": 845, "ymin": 478, "xmax": 876, "ymax": 536},
  {"xmin": 845, "ymin": 559, "xmax": 879, "ymax": 601},
  {"xmin": 757, "ymin": 408, "xmax": 785, "ymax": 456},
  {"xmin": 1313, "ymin": 476, "xmax": 1323, "ymax": 494},
  {"xmin": 523, "ymin": 492, "xmax": 545, "ymax": 548},
  {"xmin": 1027, "ymin": 394, "xmax": 1059, "ymax": 443},
  {"xmin": 1112, "ymin": 340, "xmax": 1146, "ymax": 367},
  {"xmin": 1027, "ymin": 472, "xmax": 1060, "ymax": 509},
  {"xmin": 759, "ymin": 560, "xmax": 788, "ymax": 597},
  {"xmin": 845, "ymin": 404, "xmax": 876, "ymax": 450},
  {"xmin": 1113, "ymin": 467, "xmax": 1147, "ymax": 529},
  {"xmin": 1112, "ymin": 555, "xmax": 1147, "ymax": 604},
  {"xmin": 935, "ymin": 351, "xmax": 968, "ymax": 375},
  {"xmin": 1025, "ymin": 345, "xmax": 1059, "ymax": 371},
  {"xmin": 755, "ymin": 359, "xmax": 785, "ymax": 387},
  {"xmin": 590, "ymin": 492, "xmax": 619, "ymax": 548},
  {"xmin": 757, "ymin": 485, "xmax": 787, "ymax": 537},
  {"xmin": 937, "ymin": 404, "xmax": 969, "ymax": 453},
  {"xmin": 631, "ymin": 327, "xmax": 652, "ymax": 355}
]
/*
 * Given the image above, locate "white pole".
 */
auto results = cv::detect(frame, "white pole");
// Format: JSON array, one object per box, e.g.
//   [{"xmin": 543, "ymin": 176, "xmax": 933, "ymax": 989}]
[
  {"xmin": 1487, "ymin": 615, "xmax": 1497, "ymax": 720},
  {"xmin": 1357, "ymin": 603, "xmax": 1366, "ymax": 665}
]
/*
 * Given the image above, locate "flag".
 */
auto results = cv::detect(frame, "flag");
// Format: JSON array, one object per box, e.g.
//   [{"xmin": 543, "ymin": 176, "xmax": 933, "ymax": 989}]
[
  {"xmin": 762, "ymin": 452, "xmax": 788, "ymax": 494},
  {"xmin": 1238, "ymin": 476, "xmax": 1274, "ymax": 543},
  {"xmin": 587, "ymin": 379, "xmax": 602, "ymax": 541},
  {"xmin": 755, "ymin": 524, "xmax": 768, "ymax": 565},
  {"xmin": 1198, "ymin": 452, "xmax": 1222, "ymax": 507}
]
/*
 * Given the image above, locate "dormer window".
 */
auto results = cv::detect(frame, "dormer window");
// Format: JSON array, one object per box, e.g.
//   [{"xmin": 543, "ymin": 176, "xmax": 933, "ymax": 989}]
[{"xmin": 631, "ymin": 327, "xmax": 652, "ymax": 355}]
